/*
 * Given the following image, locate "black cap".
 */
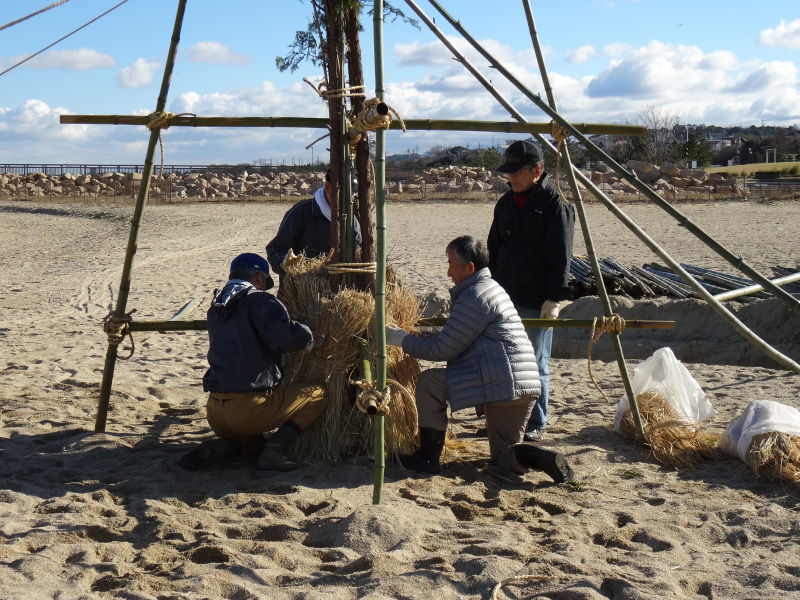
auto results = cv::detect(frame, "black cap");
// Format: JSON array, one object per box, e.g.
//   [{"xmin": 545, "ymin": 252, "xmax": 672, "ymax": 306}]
[{"xmin": 496, "ymin": 140, "xmax": 543, "ymax": 173}]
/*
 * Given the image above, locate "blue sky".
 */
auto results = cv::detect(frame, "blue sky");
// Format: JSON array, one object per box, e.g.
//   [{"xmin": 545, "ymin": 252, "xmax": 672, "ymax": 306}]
[{"xmin": 1, "ymin": 0, "xmax": 798, "ymax": 165}]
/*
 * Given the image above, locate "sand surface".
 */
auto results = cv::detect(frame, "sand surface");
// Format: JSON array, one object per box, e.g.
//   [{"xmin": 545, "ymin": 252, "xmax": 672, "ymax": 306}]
[{"xmin": 1, "ymin": 198, "xmax": 799, "ymax": 599}]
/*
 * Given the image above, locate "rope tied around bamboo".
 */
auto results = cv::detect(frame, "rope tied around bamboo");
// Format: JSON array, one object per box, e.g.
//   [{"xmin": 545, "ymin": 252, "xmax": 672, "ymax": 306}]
[
  {"xmin": 348, "ymin": 98, "xmax": 407, "ymax": 148},
  {"xmin": 550, "ymin": 119, "xmax": 571, "ymax": 200},
  {"xmin": 146, "ymin": 111, "xmax": 196, "ymax": 175},
  {"xmin": 304, "ymin": 77, "xmax": 366, "ymax": 100},
  {"xmin": 102, "ymin": 309, "xmax": 137, "ymax": 360},
  {"xmin": 586, "ymin": 313, "xmax": 626, "ymax": 403},
  {"xmin": 350, "ymin": 377, "xmax": 416, "ymax": 416},
  {"xmin": 326, "ymin": 262, "xmax": 377, "ymax": 275}
]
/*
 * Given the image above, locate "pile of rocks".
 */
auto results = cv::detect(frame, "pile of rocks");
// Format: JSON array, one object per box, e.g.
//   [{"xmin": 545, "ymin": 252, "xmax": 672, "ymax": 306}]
[
  {"xmin": 1, "ymin": 161, "xmax": 745, "ymax": 201},
  {"xmin": 591, "ymin": 160, "xmax": 745, "ymax": 198}
]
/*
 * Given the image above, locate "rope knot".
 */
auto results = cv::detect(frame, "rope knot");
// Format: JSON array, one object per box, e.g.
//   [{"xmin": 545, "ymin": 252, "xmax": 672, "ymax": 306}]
[
  {"xmin": 102, "ymin": 309, "xmax": 137, "ymax": 359},
  {"xmin": 587, "ymin": 313, "xmax": 626, "ymax": 403},
  {"xmin": 350, "ymin": 379, "xmax": 391, "ymax": 414}
]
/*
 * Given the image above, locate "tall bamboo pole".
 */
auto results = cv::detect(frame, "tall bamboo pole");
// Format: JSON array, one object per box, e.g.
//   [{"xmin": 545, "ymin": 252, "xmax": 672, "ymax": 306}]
[
  {"xmin": 95, "ymin": 0, "xmax": 188, "ymax": 432},
  {"xmin": 425, "ymin": 0, "xmax": 800, "ymax": 317},
  {"xmin": 521, "ymin": 0, "xmax": 642, "ymax": 435},
  {"xmin": 372, "ymin": 0, "xmax": 388, "ymax": 505},
  {"xmin": 423, "ymin": 0, "xmax": 800, "ymax": 374},
  {"xmin": 345, "ymin": 8, "xmax": 377, "ymax": 290}
]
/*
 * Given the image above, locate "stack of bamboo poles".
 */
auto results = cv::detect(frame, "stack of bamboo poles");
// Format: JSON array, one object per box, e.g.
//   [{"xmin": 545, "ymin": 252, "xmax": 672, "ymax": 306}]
[
  {"xmin": 278, "ymin": 252, "xmax": 421, "ymax": 461},
  {"xmin": 570, "ymin": 257, "xmax": 800, "ymax": 302}
]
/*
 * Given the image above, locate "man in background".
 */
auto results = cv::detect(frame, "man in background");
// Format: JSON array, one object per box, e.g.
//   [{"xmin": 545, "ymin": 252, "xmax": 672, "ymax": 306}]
[
  {"xmin": 488, "ymin": 140, "xmax": 575, "ymax": 442},
  {"xmin": 266, "ymin": 169, "xmax": 361, "ymax": 290}
]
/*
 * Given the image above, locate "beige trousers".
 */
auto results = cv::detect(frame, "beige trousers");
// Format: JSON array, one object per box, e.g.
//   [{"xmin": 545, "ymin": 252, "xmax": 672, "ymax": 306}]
[
  {"xmin": 206, "ymin": 383, "xmax": 327, "ymax": 454},
  {"xmin": 415, "ymin": 368, "xmax": 536, "ymax": 473}
]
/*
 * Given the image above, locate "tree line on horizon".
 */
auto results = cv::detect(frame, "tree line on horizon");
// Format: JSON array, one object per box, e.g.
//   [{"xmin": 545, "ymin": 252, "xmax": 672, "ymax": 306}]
[{"xmin": 384, "ymin": 107, "xmax": 800, "ymax": 172}]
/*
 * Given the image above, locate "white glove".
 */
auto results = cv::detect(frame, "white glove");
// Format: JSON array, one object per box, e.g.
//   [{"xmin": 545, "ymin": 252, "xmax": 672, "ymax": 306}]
[
  {"xmin": 385, "ymin": 325, "xmax": 409, "ymax": 347},
  {"xmin": 540, "ymin": 300, "xmax": 571, "ymax": 331},
  {"xmin": 299, "ymin": 323, "xmax": 315, "ymax": 352},
  {"xmin": 280, "ymin": 248, "xmax": 300, "ymax": 273}
]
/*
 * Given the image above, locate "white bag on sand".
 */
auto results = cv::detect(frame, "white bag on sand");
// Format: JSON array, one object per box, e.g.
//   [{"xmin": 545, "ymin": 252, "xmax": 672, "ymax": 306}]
[
  {"xmin": 718, "ymin": 400, "xmax": 800, "ymax": 462},
  {"xmin": 614, "ymin": 347, "xmax": 716, "ymax": 432}
]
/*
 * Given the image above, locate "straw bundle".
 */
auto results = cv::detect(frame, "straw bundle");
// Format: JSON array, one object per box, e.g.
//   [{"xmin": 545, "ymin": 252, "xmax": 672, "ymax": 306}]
[
  {"xmin": 277, "ymin": 252, "xmax": 421, "ymax": 461},
  {"xmin": 745, "ymin": 432, "xmax": 800, "ymax": 486},
  {"xmin": 619, "ymin": 391, "xmax": 720, "ymax": 470}
]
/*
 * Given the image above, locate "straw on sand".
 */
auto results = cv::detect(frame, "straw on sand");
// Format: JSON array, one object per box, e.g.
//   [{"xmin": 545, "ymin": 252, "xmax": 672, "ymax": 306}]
[
  {"xmin": 278, "ymin": 251, "xmax": 422, "ymax": 461},
  {"xmin": 746, "ymin": 432, "xmax": 800, "ymax": 486},
  {"xmin": 619, "ymin": 391, "xmax": 721, "ymax": 470}
]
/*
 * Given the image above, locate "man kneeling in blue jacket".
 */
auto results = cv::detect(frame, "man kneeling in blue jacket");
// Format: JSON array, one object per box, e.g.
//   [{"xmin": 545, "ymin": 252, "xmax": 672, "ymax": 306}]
[
  {"xmin": 178, "ymin": 252, "xmax": 327, "ymax": 472},
  {"xmin": 386, "ymin": 236, "xmax": 573, "ymax": 482}
]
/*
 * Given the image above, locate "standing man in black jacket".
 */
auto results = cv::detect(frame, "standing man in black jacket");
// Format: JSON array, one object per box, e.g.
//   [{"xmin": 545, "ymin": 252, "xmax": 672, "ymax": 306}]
[
  {"xmin": 178, "ymin": 252, "xmax": 327, "ymax": 472},
  {"xmin": 487, "ymin": 140, "xmax": 575, "ymax": 442}
]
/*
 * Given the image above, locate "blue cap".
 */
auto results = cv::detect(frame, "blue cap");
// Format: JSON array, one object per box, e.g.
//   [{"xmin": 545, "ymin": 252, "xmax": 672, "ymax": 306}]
[{"xmin": 230, "ymin": 252, "xmax": 274, "ymax": 289}]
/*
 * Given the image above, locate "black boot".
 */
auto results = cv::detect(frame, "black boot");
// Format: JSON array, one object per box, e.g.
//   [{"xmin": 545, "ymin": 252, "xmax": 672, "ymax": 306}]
[
  {"xmin": 178, "ymin": 438, "xmax": 240, "ymax": 471},
  {"xmin": 514, "ymin": 443, "xmax": 574, "ymax": 483},
  {"xmin": 399, "ymin": 427, "xmax": 446, "ymax": 474},
  {"xmin": 257, "ymin": 423, "xmax": 302, "ymax": 472}
]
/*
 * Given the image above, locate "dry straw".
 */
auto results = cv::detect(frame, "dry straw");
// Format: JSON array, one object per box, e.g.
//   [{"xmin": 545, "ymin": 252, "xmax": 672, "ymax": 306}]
[
  {"xmin": 746, "ymin": 432, "xmax": 800, "ymax": 486},
  {"xmin": 278, "ymin": 252, "xmax": 422, "ymax": 461},
  {"xmin": 619, "ymin": 391, "xmax": 720, "ymax": 470}
]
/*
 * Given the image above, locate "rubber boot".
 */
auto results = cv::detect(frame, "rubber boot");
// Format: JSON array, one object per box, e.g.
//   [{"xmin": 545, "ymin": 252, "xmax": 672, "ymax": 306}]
[
  {"xmin": 257, "ymin": 423, "xmax": 302, "ymax": 472},
  {"xmin": 399, "ymin": 427, "xmax": 446, "ymax": 474},
  {"xmin": 178, "ymin": 438, "xmax": 240, "ymax": 471},
  {"xmin": 514, "ymin": 443, "xmax": 574, "ymax": 483}
]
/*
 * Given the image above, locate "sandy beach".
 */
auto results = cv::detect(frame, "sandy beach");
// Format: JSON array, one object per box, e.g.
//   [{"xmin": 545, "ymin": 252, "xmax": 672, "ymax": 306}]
[{"xmin": 1, "ymin": 197, "xmax": 799, "ymax": 599}]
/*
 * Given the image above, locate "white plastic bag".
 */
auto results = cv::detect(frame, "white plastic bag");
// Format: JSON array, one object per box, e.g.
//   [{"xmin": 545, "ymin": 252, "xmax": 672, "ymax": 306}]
[
  {"xmin": 614, "ymin": 347, "xmax": 716, "ymax": 432},
  {"xmin": 718, "ymin": 400, "xmax": 800, "ymax": 462}
]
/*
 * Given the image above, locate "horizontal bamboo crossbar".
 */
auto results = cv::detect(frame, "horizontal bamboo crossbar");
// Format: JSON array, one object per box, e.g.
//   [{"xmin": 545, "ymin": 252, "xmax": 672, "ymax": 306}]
[
  {"xmin": 127, "ymin": 317, "xmax": 674, "ymax": 332},
  {"xmin": 60, "ymin": 114, "xmax": 646, "ymax": 136}
]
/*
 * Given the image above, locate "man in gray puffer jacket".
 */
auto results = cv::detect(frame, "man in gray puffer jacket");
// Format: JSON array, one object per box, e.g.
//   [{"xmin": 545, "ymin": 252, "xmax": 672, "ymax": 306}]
[{"xmin": 386, "ymin": 236, "xmax": 573, "ymax": 482}]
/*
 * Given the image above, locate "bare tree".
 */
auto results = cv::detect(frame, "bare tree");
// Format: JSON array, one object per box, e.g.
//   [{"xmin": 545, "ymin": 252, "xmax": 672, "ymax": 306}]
[
  {"xmin": 604, "ymin": 105, "xmax": 683, "ymax": 166},
  {"xmin": 635, "ymin": 105, "xmax": 684, "ymax": 166}
]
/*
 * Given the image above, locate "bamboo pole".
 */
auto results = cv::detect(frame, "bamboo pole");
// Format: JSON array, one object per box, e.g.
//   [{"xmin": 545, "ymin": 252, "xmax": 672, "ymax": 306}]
[
  {"xmin": 372, "ymin": 0, "xmax": 388, "ymax": 506},
  {"xmin": 713, "ymin": 271, "xmax": 800, "ymax": 302},
  {"xmin": 59, "ymin": 114, "xmax": 645, "ymax": 136},
  {"xmin": 359, "ymin": 341, "xmax": 379, "ymax": 415},
  {"xmin": 425, "ymin": 0, "xmax": 800, "ymax": 318},
  {"xmin": 126, "ymin": 318, "xmax": 674, "ymax": 332},
  {"xmin": 95, "ymin": 0, "xmax": 188, "ymax": 432},
  {"xmin": 521, "ymin": 0, "xmax": 643, "ymax": 437},
  {"xmin": 424, "ymin": 0, "xmax": 800, "ymax": 374}
]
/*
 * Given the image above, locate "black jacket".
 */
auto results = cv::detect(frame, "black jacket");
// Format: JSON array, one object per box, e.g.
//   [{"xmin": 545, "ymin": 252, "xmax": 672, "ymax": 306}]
[
  {"xmin": 487, "ymin": 173, "xmax": 575, "ymax": 309},
  {"xmin": 202, "ymin": 280, "xmax": 312, "ymax": 393},
  {"xmin": 265, "ymin": 197, "xmax": 331, "ymax": 276}
]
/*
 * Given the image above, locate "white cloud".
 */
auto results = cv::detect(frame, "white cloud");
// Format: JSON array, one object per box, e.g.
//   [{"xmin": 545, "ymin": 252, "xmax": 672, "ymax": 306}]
[
  {"xmin": 394, "ymin": 37, "xmax": 463, "ymax": 67},
  {"xmin": 183, "ymin": 42, "xmax": 253, "ymax": 66},
  {"xmin": 116, "ymin": 58, "xmax": 160, "ymax": 88},
  {"xmin": 758, "ymin": 18, "xmax": 800, "ymax": 49},
  {"xmin": 601, "ymin": 43, "xmax": 631, "ymax": 57},
  {"xmin": 567, "ymin": 45, "xmax": 597, "ymax": 64},
  {"xmin": 23, "ymin": 48, "xmax": 116, "ymax": 70},
  {"xmin": 170, "ymin": 80, "xmax": 326, "ymax": 118}
]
